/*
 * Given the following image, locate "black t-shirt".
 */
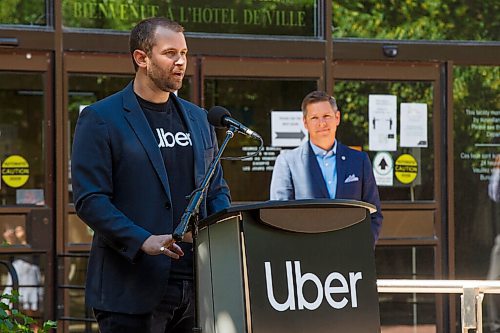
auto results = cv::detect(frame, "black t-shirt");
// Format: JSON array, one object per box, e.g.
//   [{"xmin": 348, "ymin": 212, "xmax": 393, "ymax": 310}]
[{"xmin": 137, "ymin": 94, "xmax": 195, "ymax": 280}]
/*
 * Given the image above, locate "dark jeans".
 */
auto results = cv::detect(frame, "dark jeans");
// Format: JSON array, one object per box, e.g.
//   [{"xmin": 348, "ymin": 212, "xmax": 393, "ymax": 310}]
[{"xmin": 94, "ymin": 279, "xmax": 195, "ymax": 333}]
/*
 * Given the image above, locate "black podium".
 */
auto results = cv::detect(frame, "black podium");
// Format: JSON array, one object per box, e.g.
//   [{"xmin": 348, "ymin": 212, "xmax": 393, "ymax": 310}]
[{"xmin": 196, "ymin": 199, "xmax": 380, "ymax": 333}]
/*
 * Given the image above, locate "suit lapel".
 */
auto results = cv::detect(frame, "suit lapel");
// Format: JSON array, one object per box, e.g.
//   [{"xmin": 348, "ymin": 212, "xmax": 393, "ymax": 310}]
[
  {"xmin": 305, "ymin": 142, "xmax": 329, "ymax": 198},
  {"xmin": 122, "ymin": 82, "xmax": 171, "ymax": 197},
  {"xmin": 336, "ymin": 142, "xmax": 348, "ymax": 198},
  {"xmin": 173, "ymin": 96, "xmax": 205, "ymax": 188}
]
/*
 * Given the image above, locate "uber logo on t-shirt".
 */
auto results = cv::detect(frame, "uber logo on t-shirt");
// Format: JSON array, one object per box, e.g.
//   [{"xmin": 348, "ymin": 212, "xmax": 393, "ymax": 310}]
[{"xmin": 155, "ymin": 128, "xmax": 192, "ymax": 148}]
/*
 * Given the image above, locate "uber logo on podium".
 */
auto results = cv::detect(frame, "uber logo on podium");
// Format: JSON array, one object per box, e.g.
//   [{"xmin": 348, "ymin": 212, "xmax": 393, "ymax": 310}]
[{"xmin": 264, "ymin": 261, "xmax": 362, "ymax": 312}]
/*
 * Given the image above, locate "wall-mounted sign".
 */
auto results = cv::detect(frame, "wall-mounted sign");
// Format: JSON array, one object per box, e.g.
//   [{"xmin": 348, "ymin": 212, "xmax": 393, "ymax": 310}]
[
  {"xmin": 1, "ymin": 155, "xmax": 30, "ymax": 188},
  {"xmin": 63, "ymin": 0, "xmax": 319, "ymax": 37}
]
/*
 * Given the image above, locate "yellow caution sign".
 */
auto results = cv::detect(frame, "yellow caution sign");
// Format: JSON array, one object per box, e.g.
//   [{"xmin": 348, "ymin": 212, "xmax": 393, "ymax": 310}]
[
  {"xmin": 1, "ymin": 155, "xmax": 30, "ymax": 188},
  {"xmin": 395, "ymin": 154, "xmax": 417, "ymax": 184}
]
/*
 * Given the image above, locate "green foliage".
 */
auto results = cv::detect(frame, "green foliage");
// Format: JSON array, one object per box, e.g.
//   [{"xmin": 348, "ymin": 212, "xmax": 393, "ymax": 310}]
[
  {"xmin": 0, "ymin": 0, "xmax": 46, "ymax": 25},
  {"xmin": 333, "ymin": 0, "xmax": 499, "ymax": 41},
  {"xmin": 0, "ymin": 292, "xmax": 56, "ymax": 333}
]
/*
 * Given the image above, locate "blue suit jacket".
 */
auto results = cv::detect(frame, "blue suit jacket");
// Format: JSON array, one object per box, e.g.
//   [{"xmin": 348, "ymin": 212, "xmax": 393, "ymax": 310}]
[
  {"xmin": 270, "ymin": 141, "xmax": 382, "ymax": 243},
  {"xmin": 71, "ymin": 82, "xmax": 230, "ymax": 313}
]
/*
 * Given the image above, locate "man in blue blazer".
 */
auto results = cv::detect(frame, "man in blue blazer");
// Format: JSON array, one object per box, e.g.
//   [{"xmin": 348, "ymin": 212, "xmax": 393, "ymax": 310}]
[
  {"xmin": 270, "ymin": 91, "xmax": 382, "ymax": 244},
  {"xmin": 71, "ymin": 18, "xmax": 230, "ymax": 333}
]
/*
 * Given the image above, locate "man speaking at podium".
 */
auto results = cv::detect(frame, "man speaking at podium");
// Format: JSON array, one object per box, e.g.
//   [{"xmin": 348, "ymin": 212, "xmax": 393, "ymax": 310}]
[
  {"xmin": 72, "ymin": 17, "xmax": 230, "ymax": 333},
  {"xmin": 270, "ymin": 90, "xmax": 383, "ymax": 244}
]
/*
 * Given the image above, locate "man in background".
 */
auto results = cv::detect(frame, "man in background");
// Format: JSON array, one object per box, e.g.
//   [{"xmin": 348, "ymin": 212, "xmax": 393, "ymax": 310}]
[{"xmin": 270, "ymin": 90, "xmax": 382, "ymax": 245}]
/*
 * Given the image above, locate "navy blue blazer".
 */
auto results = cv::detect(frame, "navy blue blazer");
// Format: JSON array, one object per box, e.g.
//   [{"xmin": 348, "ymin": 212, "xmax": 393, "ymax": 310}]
[
  {"xmin": 270, "ymin": 141, "xmax": 383, "ymax": 243},
  {"xmin": 71, "ymin": 82, "xmax": 230, "ymax": 313}
]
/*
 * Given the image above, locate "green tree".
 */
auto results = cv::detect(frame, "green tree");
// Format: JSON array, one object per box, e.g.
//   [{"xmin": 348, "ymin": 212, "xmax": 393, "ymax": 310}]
[
  {"xmin": 0, "ymin": 0, "xmax": 46, "ymax": 25},
  {"xmin": 332, "ymin": 0, "xmax": 499, "ymax": 41}
]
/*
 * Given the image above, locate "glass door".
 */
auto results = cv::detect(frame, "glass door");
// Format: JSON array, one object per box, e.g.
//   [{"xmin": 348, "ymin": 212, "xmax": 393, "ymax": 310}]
[
  {"xmin": 332, "ymin": 60, "xmax": 444, "ymax": 333},
  {"xmin": 201, "ymin": 57, "xmax": 324, "ymax": 202},
  {"xmin": 0, "ymin": 50, "xmax": 54, "ymax": 326}
]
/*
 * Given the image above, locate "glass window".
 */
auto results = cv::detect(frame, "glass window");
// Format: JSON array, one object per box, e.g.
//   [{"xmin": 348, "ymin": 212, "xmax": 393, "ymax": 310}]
[
  {"xmin": 0, "ymin": 0, "xmax": 47, "ymax": 26},
  {"xmin": 204, "ymin": 78, "xmax": 317, "ymax": 202},
  {"xmin": 453, "ymin": 65, "xmax": 499, "ymax": 331},
  {"xmin": 62, "ymin": 0, "xmax": 318, "ymax": 37},
  {"xmin": 0, "ymin": 72, "xmax": 45, "ymax": 206},
  {"xmin": 0, "ymin": 215, "xmax": 26, "ymax": 247},
  {"xmin": 332, "ymin": 1, "xmax": 499, "ymax": 41},
  {"xmin": 58, "ymin": 255, "xmax": 99, "ymax": 332},
  {"xmin": 333, "ymin": 80, "xmax": 435, "ymax": 201},
  {"xmin": 453, "ymin": 65, "xmax": 499, "ymax": 279},
  {"xmin": 0, "ymin": 254, "xmax": 46, "ymax": 320},
  {"xmin": 376, "ymin": 246, "xmax": 436, "ymax": 332}
]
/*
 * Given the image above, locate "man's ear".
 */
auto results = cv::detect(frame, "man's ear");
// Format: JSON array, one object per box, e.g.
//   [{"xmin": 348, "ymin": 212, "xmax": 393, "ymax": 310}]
[
  {"xmin": 133, "ymin": 49, "xmax": 148, "ymax": 69},
  {"xmin": 335, "ymin": 110, "xmax": 341, "ymax": 125}
]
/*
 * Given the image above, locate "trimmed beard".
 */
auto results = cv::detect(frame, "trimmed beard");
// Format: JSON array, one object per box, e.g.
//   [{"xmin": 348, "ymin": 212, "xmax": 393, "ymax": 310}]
[{"xmin": 147, "ymin": 62, "xmax": 183, "ymax": 93}]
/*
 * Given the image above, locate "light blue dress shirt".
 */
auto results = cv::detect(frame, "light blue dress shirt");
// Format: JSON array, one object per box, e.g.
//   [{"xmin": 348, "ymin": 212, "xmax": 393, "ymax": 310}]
[{"xmin": 310, "ymin": 140, "xmax": 337, "ymax": 199}]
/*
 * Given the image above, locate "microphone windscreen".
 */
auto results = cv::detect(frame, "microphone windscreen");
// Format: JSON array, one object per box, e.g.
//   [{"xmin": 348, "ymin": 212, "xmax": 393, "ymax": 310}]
[{"xmin": 207, "ymin": 106, "xmax": 231, "ymax": 128}]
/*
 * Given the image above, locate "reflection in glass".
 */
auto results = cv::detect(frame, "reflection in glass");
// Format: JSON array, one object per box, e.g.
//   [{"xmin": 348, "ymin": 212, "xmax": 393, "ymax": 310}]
[
  {"xmin": 0, "ymin": 254, "xmax": 45, "ymax": 320},
  {"xmin": 0, "ymin": 72, "xmax": 45, "ymax": 206},
  {"xmin": 376, "ymin": 246, "xmax": 436, "ymax": 332},
  {"xmin": 333, "ymin": 80, "xmax": 434, "ymax": 201},
  {"xmin": 452, "ymin": 65, "xmax": 499, "ymax": 331},
  {"xmin": 204, "ymin": 78, "xmax": 317, "ymax": 202},
  {"xmin": 59, "ymin": 255, "xmax": 99, "ymax": 332},
  {"xmin": 67, "ymin": 214, "xmax": 94, "ymax": 246},
  {"xmin": 0, "ymin": 0, "xmax": 47, "ymax": 26}
]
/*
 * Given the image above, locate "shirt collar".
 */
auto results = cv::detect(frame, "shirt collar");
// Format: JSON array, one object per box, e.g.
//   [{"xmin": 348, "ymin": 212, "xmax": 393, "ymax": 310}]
[{"xmin": 310, "ymin": 140, "xmax": 337, "ymax": 157}]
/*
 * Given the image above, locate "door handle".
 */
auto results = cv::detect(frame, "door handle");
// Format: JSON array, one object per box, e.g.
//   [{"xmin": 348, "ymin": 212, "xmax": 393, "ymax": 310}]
[{"xmin": 0, "ymin": 37, "xmax": 19, "ymax": 47}]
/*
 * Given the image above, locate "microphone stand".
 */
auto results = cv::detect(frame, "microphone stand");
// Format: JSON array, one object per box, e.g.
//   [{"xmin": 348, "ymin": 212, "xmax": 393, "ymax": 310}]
[
  {"xmin": 173, "ymin": 125, "xmax": 236, "ymax": 241},
  {"xmin": 173, "ymin": 125, "xmax": 236, "ymax": 333}
]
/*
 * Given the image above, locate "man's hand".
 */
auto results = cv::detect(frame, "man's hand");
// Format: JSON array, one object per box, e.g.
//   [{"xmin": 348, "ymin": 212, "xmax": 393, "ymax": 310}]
[{"xmin": 141, "ymin": 235, "xmax": 184, "ymax": 259}]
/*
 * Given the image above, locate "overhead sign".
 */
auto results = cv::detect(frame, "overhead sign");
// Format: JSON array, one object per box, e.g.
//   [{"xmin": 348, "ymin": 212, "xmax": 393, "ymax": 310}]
[
  {"xmin": 373, "ymin": 152, "xmax": 393, "ymax": 186},
  {"xmin": 62, "ymin": 0, "xmax": 318, "ymax": 37},
  {"xmin": 394, "ymin": 154, "xmax": 418, "ymax": 184},
  {"xmin": 1, "ymin": 155, "xmax": 30, "ymax": 188},
  {"xmin": 271, "ymin": 111, "xmax": 307, "ymax": 147}
]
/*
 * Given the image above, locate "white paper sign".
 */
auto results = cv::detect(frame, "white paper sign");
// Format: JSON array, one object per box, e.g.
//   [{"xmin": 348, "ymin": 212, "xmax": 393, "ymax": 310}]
[
  {"xmin": 400, "ymin": 103, "xmax": 428, "ymax": 147},
  {"xmin": 271, "ymin": 111, "xmax": 307, "ymax": 147},
  {"xmin": 369, "ymin": 95, "xmax": 397, "ymax": 151}
]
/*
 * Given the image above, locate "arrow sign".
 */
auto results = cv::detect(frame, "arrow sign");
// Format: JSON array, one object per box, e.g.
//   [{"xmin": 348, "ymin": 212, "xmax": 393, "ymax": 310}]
[
  {"xmin": 275, "ymin": 130, "xmax": 306, "ymax": 140},
  {"xmin": 271, "ymin": 111, "xmax": 307, "ymax": 147},
  {"xmin": 378, "ymin": 157, "xmax": 388, "ymax": 170},
  {"xmin": 373, "ymin": 152, "xmax": 393, "ymax": 186}
]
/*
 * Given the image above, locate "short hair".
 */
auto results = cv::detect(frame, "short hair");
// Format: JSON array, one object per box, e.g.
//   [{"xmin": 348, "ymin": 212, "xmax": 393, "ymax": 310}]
[
  {"xmin": 301, "ymin": 91, "xmax": 338, "ymax": 116},
  {"xmin": 129, "ymin": 17, "xmax": 184, "ymax": 71}
]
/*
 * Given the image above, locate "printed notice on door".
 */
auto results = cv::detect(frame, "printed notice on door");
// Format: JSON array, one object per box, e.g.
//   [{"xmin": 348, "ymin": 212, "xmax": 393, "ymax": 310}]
[
  {"xmin": 368, "ymin": 95, "xmax": 397, "ymax": 151},
  {"xmin": 400, "ymin": 103, "xmax": 428, "ymax": 148}
]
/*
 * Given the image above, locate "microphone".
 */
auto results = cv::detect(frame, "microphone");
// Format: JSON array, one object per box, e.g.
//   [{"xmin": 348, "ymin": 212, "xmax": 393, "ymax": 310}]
[{"xmin": 207, "ymin": 106, "xmax": 262, "ymax": 140}]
